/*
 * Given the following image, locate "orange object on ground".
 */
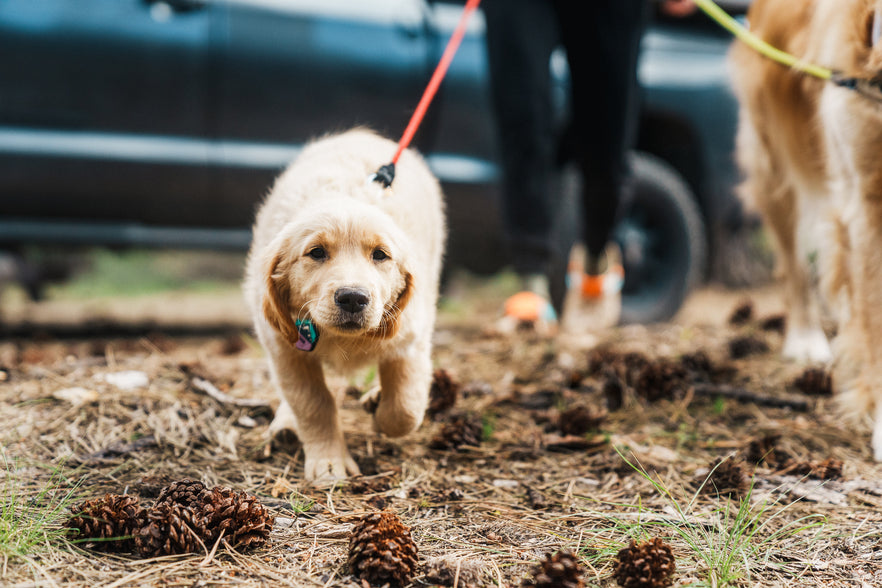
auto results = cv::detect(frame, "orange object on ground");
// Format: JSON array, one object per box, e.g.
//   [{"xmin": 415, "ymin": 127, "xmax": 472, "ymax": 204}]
[{"xmin": 503, "ymin": 291, "xmax": 554, "ymax": 322}]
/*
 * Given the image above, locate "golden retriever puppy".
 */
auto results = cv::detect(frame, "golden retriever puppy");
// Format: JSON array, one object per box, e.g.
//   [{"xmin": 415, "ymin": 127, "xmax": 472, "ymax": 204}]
[
  {"xmin": 730, "ymin": 0, "xmax": 882, "ymax": 456},
  {"xmin": 243, "ymin": 129, "xmax": 445, "ymax": 483}
]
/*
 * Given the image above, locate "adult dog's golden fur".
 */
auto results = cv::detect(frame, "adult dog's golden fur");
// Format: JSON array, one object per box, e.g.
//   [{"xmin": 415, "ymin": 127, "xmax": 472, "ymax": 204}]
[
  {"xmin": 730, "ymin": 0, "xmax": 882, "ymax": 457},
  {"xmin": 243, "ymin": 129, "xmax": 445, "ymax": 483}
]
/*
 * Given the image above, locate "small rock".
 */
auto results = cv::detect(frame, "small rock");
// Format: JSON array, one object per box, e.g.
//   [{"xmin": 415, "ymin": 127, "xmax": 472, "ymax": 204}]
[
  {"xmin": 53, "ymin": 387, "xmax": 99, "ymax": 406},
  {"xmin": 100, "ymin": 370, "xmax": 149, "ymax": 390}
]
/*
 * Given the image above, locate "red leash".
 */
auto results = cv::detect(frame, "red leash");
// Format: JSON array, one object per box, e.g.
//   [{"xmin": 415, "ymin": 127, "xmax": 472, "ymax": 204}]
[{"xmin": 372, "ymin": 0, "xmax": 482, "ymax": 187}]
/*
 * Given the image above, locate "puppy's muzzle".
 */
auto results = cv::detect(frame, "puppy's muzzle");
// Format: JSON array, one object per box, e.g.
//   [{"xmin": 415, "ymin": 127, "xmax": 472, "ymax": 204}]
[{"xmin": 335, "ymin": 287, "xmax": 371, "ymax": 314}]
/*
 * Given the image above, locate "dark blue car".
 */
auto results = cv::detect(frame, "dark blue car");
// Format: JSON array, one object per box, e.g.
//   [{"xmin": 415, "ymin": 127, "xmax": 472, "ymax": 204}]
[{"xmin": 0, "ymin": 0, "xmax": 750, "ymax": 322}]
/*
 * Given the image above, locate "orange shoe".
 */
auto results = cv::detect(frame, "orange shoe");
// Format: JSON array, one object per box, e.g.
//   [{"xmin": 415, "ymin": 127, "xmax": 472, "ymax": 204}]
[
  {"xmin": 560, "ymin": 243, "xmax": 623, "ymax": 337},
  {"xmin": 580, "ymin": 264, "xmax": 624, "ymax": 299}
]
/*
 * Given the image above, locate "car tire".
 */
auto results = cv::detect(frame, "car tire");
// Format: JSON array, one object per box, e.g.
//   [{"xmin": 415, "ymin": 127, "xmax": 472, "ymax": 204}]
[{"xmin": 549, "ymin": 150, "xmax": 706, "ymax": 324}]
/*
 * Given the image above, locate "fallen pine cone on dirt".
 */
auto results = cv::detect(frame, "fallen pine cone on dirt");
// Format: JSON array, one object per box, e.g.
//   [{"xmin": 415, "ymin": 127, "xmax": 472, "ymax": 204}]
[
  {"xmin": 791, "ymin": 367, "xmax": 833, "ymax": 396},
  {"xmin": 198, "ymin": 485, "xmax": 274, "ymax": 549},
  {"xmin": 699, "ymin": 457, "xmax": 749, "ymax": 499},
  {"xmin": 68, "ymin": 479, "xmax": 274, "ymax": 556},
  {"xmin": 634, "ymin": 359, "xmax": 687, "ymax": 403},
  {"xmin": 759, "ymin": 314, "xmax": 786, "ymax": 332},
  {"xmin": 613, "ymin": 537, "xmax": 676, "ymax": 588},
  {"xmin": 65, "ymin": 493, "xmax": 145, "ymax": 551},
  {"xmin": 557, "ymin": 404, "xmax": 605, "ymax": 436},
  {"xmin": 588, "ymin": 348, "xmax": 650, "ymax": 386},
  {"xmin": 135, "ymin": 501, "xmax": 205, "ymax": 557},
  {"xmin": 745, "ymin": 433, "xmax": 790, "ymax": 468},
  {"xmin": 155, "ymin": 478, "xmax": 207, "ymax": 508},
  {"xmin": 427, "ymin": 368, "xmax": 459, "ymax": 419},
  {"xmin": 429, "ymin": 414, "xmax": 484, "ymax": 450},
  {"xmin": 602, "ymin": 368, "xmax": 625, "ymax": 411},
  {"xmin": 782, "ymin": 457, "xmax": 844, "ymax": 480},
  {"xmin": 348, "ymin": 510, "xmax": 418, "ymax": 587},
  {"xmin": 521, "ymin": 549, "xmax": 585, "ymax": 588},
  {"xmin": 727, "ymin": 335, "xmax": 770, "ymax": 359},
  {"xmin": 728, "ymin": 299, "xmax": 754, "ymax": 325}
]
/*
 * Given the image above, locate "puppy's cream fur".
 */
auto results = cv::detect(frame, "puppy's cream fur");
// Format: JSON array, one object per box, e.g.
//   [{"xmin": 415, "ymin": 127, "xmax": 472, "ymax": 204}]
[
  {"xmin": 244, "ymin": 129, "xmax": 445, "ymax": 482},
  {"xmin": 730, "ymin": 0, "xmax": 882, "ymax": 457}
]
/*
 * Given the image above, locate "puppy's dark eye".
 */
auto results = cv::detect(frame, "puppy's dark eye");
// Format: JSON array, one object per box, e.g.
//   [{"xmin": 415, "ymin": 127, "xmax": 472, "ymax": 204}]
[
  {"xmin": 372, "ymin": 248, "xmax": 389, "ymax": 262},
  {"xmin": 307, "ymin": 246, "xmax": 327, "ymax": 261}
]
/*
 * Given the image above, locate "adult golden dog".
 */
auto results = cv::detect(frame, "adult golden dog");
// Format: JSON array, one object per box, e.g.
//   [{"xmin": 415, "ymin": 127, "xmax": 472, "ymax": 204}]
[
  {"xmin": 730, "ymin": 0, "xmax": 882, "ymax": 457},
  {"xmin": 243, "ymin": 129, "xmax": 446, "ymax": 483}
]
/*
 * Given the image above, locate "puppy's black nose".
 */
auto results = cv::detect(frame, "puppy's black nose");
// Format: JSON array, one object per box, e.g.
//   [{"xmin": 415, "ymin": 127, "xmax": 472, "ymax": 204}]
[{"xmin": 335, "ymin": 287, "xmax": 370, "ymax": 313}]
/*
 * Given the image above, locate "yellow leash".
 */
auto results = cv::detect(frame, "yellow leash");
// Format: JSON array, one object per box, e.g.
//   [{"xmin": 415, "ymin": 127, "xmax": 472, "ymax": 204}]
[{"xmin": 694, "ymin": 0, "xmax": 882, "ymax": 101}]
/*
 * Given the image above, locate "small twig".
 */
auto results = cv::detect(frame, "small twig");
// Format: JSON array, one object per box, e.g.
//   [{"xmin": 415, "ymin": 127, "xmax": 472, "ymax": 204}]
[
  {"xmin": 692, "ymin": 384, "xmax": 810, "ymax": 411},
  {"xmin": 190, "ymin": 377, "xmax": 271, "ymax": 409},
  {"xmin": 199, "ymin": 529, "xmax": 225, "ymax": 567}
]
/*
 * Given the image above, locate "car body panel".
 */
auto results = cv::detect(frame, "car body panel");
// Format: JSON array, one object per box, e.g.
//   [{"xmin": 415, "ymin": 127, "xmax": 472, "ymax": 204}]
[{"xmin": 0, "ymin": 0, "xmax": 747, "ymax": 280}]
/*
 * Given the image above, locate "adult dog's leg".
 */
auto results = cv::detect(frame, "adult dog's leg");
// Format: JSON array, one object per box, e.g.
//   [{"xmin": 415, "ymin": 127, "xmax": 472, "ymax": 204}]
[
  {"xmin": 737, "ymin": 109, "xmax": 830, "ymax": 362},
  {"xmin": 264, "ymin": 335, "xmax": 359, "ymax": 482},
  {"xmin": 847, "ymin": 200, "xmax": 882, "ymax": 459},
  {"xmin": 784, "ymin": 184, "xmax": 833, "ymax": 363},
  {"xmin": 374, "ymin": 345, "xmax": 432, "ymax": 438}
]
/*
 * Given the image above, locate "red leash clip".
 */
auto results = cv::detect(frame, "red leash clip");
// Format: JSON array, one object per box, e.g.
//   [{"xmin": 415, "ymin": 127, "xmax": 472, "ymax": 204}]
[{"xmin": 372, "ymin": 0, "xmax": 482, "ymax": 188}]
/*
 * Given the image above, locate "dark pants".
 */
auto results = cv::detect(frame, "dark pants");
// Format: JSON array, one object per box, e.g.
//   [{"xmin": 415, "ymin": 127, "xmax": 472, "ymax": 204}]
[{"xmin": 484, "ymin": 0, "xmax": 649, "ymax": 276}]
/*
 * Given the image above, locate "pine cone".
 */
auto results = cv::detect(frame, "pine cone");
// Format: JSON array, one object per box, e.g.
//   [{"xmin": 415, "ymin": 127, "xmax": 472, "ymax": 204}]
[
  {"xmin": 558, "ymin": 405, "xmax": 605, "ymax": 436},
  {"xmin": 199, "ymin": 486, "xmax": 274, "ymax": 549},
  {"xmin": 728, "ymin": 300, "xmax": 753, "ymax": 325},
  {"xmin": 701, "ymin": 457, "xmax": 749, "ymax": 499},
  {"xmin": 679, "ymin": 351, "xmax": 712, "ymax": 378},
  {"xmin": 428, "ymin": 368, "xmax": 459, "ymax": 419},
  {"xmin": 745, "ymin": 434, "xmax": 790, "ymax": 468},
  {"xmin": 65, "ymin": 493, "xmax": 144, "ymax": 551},
  {"xmin": 792, "ymin": 367, "xmax": 833, "ymax": 396},
  {"xmin": 522, "ymin": 549, "xmax": 585, "ymax": 588},
  {"xmin": 784, "ymin": 457, "xmax": 843, "ymax": 480},
  {"xmin": 429, "ymin": 414, "xmax": 484, "ymax": 450},
  {"xmin": 634, "ymin": 360, "xmax": 687, "ymax": 402},
  {"xmin": 348, "ymin": 511, "xmax": 418, "ymax": 587},
  {"xmin": 728, "ymin": 335, "xmax": 769, "ymax": 359},
  {"xmin": 135, "ymin": 501, "xmax": 204, "ymax": 557},
  {"xmin": 613, "ymin": 538, "xmax": 676, "ymax": 588},
  {"xmin": 588, "ymin": 349, "xmax": 650, "ymax": 385},
  {"xmin": 155, "ymin": 479, "xmax": 207, "ymax": 509},
  {"xmin": 602, "ymin": 368, "xmax": 625, "ymax": 412},
  {"xmin": 759, "ymin": 314, "xmax": 786, "ymax": 333}
]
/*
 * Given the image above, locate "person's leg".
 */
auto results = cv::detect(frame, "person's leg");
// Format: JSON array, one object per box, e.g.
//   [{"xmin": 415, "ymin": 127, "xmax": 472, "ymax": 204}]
[
  {"xmin": 484, "ymin": 0, "xmax": 561, "ymax": 281},
  {"xmin": 556, "ymin": 0, "xmax": 649, "ymax": 268},
  {"xmin": 555, "ymin": 1, "xmax": 648, "ymax": 336}
]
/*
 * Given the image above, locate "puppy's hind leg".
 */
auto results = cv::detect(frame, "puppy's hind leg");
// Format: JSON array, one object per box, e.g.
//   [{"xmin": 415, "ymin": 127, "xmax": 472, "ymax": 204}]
[{"xmin": 374, "ymin": 346, "xmax": 432, "ymax": 438}]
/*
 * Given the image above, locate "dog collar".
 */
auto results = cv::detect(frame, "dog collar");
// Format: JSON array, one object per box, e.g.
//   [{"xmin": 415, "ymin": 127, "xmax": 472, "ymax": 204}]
[{"xmin": 295, "ymin": 318, "xmax": 319, "ymax": 352}]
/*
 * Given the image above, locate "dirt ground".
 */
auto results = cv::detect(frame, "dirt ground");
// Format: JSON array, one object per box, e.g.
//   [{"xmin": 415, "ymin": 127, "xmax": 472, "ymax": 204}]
[{"xmin": 2, "ymin": 274, "xmax": 882, "ymax": 587}]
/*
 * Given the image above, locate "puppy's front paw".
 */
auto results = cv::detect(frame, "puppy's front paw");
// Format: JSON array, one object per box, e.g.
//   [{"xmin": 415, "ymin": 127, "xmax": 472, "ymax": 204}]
[
  {"xmin": 374, "ymin": 399, "xmax": 423, "ymax": 438},
  {"xmin": 303, "ymin": 442, "xmax": 360, "ymax": 485}
]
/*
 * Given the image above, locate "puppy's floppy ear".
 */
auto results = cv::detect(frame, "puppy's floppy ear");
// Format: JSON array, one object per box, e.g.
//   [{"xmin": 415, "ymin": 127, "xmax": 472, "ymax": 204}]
[
  {"xmin": 368, "ymin": 271, "xmax": 414, "ymax": 340},
  {"xmin": 262, "ymin": 249, "xmax": 302, "ymax": 348}
]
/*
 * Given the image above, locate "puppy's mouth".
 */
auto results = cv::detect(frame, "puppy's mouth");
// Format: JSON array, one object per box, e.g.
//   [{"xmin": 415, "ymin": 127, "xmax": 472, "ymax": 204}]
[
  {"xmin": 324, "ymin": 310, "xmax": 374, "ymax": 334},
  {"xmin": 335, "ymin": 315, "xmax": 368, "ymax": 331}
]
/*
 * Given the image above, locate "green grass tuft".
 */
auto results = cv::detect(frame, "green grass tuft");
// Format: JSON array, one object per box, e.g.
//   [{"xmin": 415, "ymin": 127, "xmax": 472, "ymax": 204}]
[
  {"xmin": 0, "ymin": 455, "xmax": 81, "ymax": 563},
  {"xmin": 615, "ymin": 447, "xmax": 827, "ymax": 587}
]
